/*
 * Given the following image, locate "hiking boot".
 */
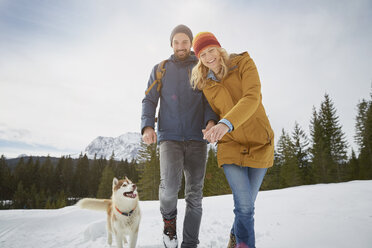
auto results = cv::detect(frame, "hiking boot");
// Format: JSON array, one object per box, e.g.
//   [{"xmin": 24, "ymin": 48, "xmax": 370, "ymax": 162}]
[
  {"xmin": 227, "ymin": 232, "xmax": 236, "ymax": 248},
  {"xmin": 163, "ymin": 217, "xmax": 178, "ymax": 248}
]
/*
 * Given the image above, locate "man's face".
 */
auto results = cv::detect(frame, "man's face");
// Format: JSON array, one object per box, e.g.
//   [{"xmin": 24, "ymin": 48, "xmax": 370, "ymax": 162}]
[{"xmin": 172, "ymin": 33, "xmax": 191, "ymax": 60}]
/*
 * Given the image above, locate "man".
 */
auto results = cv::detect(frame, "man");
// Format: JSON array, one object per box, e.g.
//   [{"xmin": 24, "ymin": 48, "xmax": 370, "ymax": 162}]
[{"xmin": 141, "ymin": 24, "xmax": 217, "ymax": 248}]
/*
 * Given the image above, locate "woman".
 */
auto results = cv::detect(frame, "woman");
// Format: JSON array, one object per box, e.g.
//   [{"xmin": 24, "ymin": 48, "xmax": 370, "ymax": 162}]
[{"xmin": 191, "ymin": 32, "xmax": 274, "ymax": 248}]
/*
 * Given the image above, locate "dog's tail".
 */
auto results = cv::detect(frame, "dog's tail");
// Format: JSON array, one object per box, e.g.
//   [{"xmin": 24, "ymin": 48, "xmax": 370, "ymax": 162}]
[{"xmin": 76, "ymin": 198, "xmax": 111, "ymax": 211}]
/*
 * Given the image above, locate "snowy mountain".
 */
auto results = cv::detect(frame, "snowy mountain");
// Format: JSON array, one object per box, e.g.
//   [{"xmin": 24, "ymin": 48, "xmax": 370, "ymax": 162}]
[
  {"xmin": 84, "ymin": 132, "xmax": 142, "ymax": 161},
  {"xmin": 0, "ymin": 180, "xmax": 371, "ymax": 248},
  {"xmin": 84, "ymin": 132, "xmax": 218, "ymax": 162}
]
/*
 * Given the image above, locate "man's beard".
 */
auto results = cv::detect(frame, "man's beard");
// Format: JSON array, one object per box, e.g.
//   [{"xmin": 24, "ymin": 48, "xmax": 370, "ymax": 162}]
[{"xmin": 174, "ymin": 49, "xmax": 190, "ymax": 61}]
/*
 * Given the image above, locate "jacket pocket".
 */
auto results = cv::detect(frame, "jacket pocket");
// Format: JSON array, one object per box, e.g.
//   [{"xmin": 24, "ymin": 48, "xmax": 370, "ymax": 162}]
[
  {"xmin": 237, "ymin": 117, "xmax": 271, "ymax": 146},
  {"xmin": 256, "ymin": 117, "xmax": 274, "ymax": 145}
]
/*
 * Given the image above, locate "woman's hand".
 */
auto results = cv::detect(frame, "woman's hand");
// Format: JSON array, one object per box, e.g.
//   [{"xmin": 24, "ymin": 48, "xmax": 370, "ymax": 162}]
[
  {"xmin": 204, "ymin": 123, "xmax": 229, "ymax": 143},
  {"xmin": 202, "ymin": 120, "xmax": 216, "ymax": 138}
]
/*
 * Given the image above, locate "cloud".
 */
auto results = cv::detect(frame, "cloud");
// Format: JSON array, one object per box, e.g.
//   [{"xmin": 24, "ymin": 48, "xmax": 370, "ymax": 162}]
[
  {"xmin": 0, "ymin": 0, "xmax": 371, "ymax": 157},
  {"xmin": 0, "ymin": 123, "xmax": 76, "ymax": 158},
  {"xmin": 0, "ymin": 138, "xmax": 76, "ymax": 159}
]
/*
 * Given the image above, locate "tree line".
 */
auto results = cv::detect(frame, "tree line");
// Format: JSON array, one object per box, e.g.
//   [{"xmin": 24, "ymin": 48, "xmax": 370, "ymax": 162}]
[
  {"xmin": 0, "ymin": 153, "xmax": 139, "ymax": 209},
  {"xmin": 261, "ymin": 93, "xmax": 372, "ymax": 189},
  {"xmin": 1, "ymin": 92, "xmax": 371, "ymax": 209},
  {"xmin": 135, "ymin": 142, "xmax": 231, "ymax": 201},
  {"xmin": 0, "ymin": 146, "xmax": 229, "ymax": 209}
]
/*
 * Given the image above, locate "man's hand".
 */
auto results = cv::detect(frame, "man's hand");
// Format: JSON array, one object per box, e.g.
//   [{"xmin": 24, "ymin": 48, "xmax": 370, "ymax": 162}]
[
  {"xmin": 204, "ymin": 123, "xmax": 229, "ymax": 143},
  {"xmin": 142, "ymin": 127, "xmax": 157, "ymax": 145},
  {"xmin": 202, "ymin": 120, "xmax": 216, "ymax": 138}
]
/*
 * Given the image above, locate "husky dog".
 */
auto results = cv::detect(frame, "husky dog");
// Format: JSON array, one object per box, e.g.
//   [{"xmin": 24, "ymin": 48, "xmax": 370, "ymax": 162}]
[{"xmin": 77, "ymin": 177, "xmax": 140, "ymax": 248}]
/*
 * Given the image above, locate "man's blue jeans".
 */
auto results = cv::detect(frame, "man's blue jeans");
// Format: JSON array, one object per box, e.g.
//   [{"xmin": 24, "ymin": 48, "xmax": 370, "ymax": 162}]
[{"xmin": 223, "ymin": 164, "xmax": 267, "ymax": 248}]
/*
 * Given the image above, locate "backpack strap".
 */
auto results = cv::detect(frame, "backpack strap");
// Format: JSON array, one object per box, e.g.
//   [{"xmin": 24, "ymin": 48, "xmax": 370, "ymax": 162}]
[{"xmin": 145, "ymin": 60, "xmax": 168, "ymax": 95}]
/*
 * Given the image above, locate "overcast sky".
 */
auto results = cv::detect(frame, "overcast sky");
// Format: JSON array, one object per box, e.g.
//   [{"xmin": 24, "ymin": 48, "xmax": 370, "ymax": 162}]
[{"xmin": 0, "ymin": 0, "xmax": 371, "ymax": 158}]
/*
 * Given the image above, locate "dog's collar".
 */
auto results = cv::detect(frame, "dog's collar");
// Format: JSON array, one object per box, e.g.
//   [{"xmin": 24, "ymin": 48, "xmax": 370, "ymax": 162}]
[{"xmin": 115, "ymin": 205, "xmax": 136, "ymax": 217}]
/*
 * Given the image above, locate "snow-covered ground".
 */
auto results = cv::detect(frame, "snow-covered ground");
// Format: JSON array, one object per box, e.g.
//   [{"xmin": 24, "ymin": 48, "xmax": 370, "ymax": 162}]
[{"xmin": 1, "ymin": 180, "xmax": 371, "ymax": 248}]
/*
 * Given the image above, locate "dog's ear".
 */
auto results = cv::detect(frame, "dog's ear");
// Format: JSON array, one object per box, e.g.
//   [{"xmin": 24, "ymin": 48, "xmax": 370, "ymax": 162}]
[
  {"xmin": 112, "ymin": 177, "xmax": 119, "ymax": 187},
  {"xmin": 124, "ymin": 176, "xmax": 129, "ymax": 181}
]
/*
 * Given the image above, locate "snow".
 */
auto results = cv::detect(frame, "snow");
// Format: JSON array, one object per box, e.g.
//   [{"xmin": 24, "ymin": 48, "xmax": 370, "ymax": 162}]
[
  {"xmin": 162, "ymin": 233, "xmax": 178, "ymax": 248},
  {"xmin": 1, "ymin": 180, "xmax": 372, "ymax": 248}
]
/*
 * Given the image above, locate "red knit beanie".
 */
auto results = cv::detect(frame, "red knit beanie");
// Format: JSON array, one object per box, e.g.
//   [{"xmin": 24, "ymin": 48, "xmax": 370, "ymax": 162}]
[{"xmin": 192, "ymin": 32, "xmax": 221, "ymax": 58}]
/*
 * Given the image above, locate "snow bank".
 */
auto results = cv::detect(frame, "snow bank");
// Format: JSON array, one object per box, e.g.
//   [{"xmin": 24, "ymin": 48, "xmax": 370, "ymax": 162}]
[{"xmin": 0, "ymin": 180, "xmax": 371, "ymax": 248}]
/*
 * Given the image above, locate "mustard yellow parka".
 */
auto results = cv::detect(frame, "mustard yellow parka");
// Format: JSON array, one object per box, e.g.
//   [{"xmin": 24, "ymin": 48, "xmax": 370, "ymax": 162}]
[{"xmin": 202, "ymin": 52, "xmax": 274, "ymax": 168}]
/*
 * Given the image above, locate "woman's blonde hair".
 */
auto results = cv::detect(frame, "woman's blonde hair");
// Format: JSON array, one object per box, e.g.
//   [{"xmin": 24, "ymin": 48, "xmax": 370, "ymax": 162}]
[{"xmin": 190, "ymin": 47, "xmax": 230, "ymax": 90}]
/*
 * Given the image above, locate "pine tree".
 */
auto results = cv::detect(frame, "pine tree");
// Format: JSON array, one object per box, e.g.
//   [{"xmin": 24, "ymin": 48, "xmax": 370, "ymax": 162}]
[
  {"xmin": 355, "ymin": 99, "xmax": 369, "ymax": 152},
  {"xmin": 310, "ymin": 107, "xmax": 329, "ymax": 183},
  {"xmin": 0, "ymin": 156, "xmax": 4, "ymax": 195},
  {"xmin": 62, "ymin": 156, "xmax": 74, "ymax": 195},
  {"xmin": 348, "ymin": 150, "xmax": 360, "ymax": 180},
  {"xmin": 356, "ymin": 91, "xmax": 372, "ymax": 179},
  {"xmin": 54, "ymin": 156, "xmax": 65, "ymax": 195},
  {"xmin": 310, "ymin": 94, "xmax": 348, "ymax": 183},
  {"xmin": 292, "ymin": 122, "xmax": 310, "ymax": 167},
  {"xmin": 29, "ymin": 184, "xmax": 38, "ymax": 209},
  {"xmin": 276, "ymin": 129, "xmax": 301, "ymax": 188},
  {"xmin": 364, "ymin": 108, "xmax": 372, "ymax": 178},
  {"xmin": 56, "ymin": 190, "xmax": 67, "ymax": 208},
  {"xmin": 204, "ymin": 148, "xmax": 218, "ymax": 196},
  {"xmin": 45, "ymin": 189, "xmax": 55, "ymax": 209},
  {"xmin": 33, "ymin": 158, "xmax": 41, "ymax": 190},
  {"xmin": 97, "ymin": 165, "xmax": 115, "ymax": 199},
  {"xmin": 137, "ymin": 142, "xmax": 160, "ymax": 200},
  {"xmin": 24, "ymin": 157, "xmax": 36, "ymax": 189},
  {"xmin": 73, "ymin": 153, "xmax": 90, "ymax": 197},
  {"xmin": 13, "ymin": 181, "xmax": 27, "ymax": 209},
  {"xmin": 261, "ymin": 152, "xmax": 281, "ymax": 190},
  {"xmin": 37, "ymin": 189, "xmax": 47, "ymax": 209},
  {"xmin": 13, "ymin": 157, "xmax": 26, "ymax": 188},
  {"xmin": 116, "ymin": 159, "xmax": 129, "ymax": 179},
  {"xmin": 45, "ymin": 198, "xmax": 52, "ymax": 209},
  {"xmin": 321, "ymin": 94, "xmax": 348, "ymax": 180},
  {"xmin": 203, "ymin": 147, "xmax": 231, "ymax": 196},
  {"xmin": 108, "ymin": 151, "xmax": 117, "ymax": 173},
  {"xmin": 90, "ymin": 154, "xmax": 104, "ymax": 196},
  {"xmin": 38, "ymin": 156, "xmax": 54, "ymax": 193},
  {"xmin": 292, "ymin": 122, "xmax": 313, "ymax": 184},
  {"xmin": 0, "ymin": 155, "xmax": 13, "ymax": 200},
  {"xmin": 128, "ymin": 159, "xmax": 140, "ymax": 183}
]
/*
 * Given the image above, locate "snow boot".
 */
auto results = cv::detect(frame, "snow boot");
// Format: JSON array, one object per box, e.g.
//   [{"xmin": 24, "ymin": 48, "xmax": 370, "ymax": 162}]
[
  {"xmin": 163, "ymin": 217, "xmax": 178, "ymax": 248},
  {"xmin": 227, "ymin": 232, "xmax": 236, "ymax": 248}
]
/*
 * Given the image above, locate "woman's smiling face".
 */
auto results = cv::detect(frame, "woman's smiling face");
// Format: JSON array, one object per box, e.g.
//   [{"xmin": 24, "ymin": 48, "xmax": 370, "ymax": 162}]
[{"xmin": 199, "ymin": 46, "xmax": 221, "ymax": 74}]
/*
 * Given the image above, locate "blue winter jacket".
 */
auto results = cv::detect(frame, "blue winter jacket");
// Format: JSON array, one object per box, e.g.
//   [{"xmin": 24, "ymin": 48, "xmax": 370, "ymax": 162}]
[{"xmin": 141, "ymin": 53, "xmax": 218, "ymax": 142}]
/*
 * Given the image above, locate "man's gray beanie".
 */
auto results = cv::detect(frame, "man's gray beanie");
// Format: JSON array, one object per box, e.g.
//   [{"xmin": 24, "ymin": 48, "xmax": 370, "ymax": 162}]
[{"xmin": 170, "ymin": 24, "xmax": 193, "ymax": 47}]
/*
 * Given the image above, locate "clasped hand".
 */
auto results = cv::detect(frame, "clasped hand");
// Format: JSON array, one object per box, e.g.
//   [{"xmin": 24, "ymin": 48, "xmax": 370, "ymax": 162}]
[{"xmin": 202, "ymin": 122, "xmax": 229, "ymax": 144}]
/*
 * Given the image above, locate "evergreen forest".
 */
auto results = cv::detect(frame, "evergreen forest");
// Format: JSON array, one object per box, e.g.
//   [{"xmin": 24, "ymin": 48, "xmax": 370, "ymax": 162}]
[{"xmin": 1, "ymin": 93, "xmax": 372, "ymax": 209}]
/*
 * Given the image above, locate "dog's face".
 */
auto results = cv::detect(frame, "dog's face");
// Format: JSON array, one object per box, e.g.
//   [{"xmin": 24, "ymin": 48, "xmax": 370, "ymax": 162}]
[{"xmin": 112, "ymin": 177, "xmax": 138, "ymax": 200}]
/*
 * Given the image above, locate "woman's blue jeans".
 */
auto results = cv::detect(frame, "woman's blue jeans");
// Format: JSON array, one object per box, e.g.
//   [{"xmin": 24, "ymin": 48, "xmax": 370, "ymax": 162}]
[{"xmin": 223, "ymin": 164, "xmax": 267, "ymax": 248}]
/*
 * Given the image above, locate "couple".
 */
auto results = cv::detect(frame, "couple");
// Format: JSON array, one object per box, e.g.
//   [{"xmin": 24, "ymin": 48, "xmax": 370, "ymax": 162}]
[{"xmin": 141, "ymin": 24, "xmax": 274, "ymax": 248}]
